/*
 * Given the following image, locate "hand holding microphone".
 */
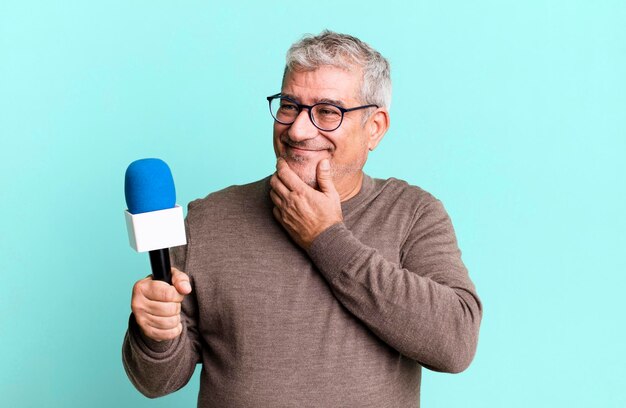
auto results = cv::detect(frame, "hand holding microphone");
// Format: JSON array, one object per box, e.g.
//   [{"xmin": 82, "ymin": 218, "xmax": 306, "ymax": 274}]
[
  {"xmin": 131, "ymin": 267, "xmax": 192, "ymax": 341},
  {"xmin": 124, "ymin": 158, "xmax": 190, "ymax": 341}
]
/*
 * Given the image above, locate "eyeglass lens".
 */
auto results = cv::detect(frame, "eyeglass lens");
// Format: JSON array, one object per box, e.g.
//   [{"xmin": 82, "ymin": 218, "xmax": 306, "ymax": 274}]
[{"xmin": 270, "ymin": 98, "xmax": 342, "ymax": 131}]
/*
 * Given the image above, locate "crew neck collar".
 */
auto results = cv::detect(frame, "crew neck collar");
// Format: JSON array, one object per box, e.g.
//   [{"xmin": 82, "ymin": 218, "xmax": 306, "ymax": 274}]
[{"xmin": 340, "ymin": 173, "xmax": 374, "ymax": 214}]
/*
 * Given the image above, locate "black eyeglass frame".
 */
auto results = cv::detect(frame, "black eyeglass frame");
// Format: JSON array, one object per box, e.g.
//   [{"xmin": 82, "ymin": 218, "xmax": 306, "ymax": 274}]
[{"xmin": 266, "ymin": 93, "xmax": 379, "ymax": 132}]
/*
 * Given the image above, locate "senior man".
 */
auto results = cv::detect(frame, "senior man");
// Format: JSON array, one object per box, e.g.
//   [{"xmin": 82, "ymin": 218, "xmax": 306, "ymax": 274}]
[{"xmin": 123, "ymin": 30, "xmax": 482, "ymax": 407}]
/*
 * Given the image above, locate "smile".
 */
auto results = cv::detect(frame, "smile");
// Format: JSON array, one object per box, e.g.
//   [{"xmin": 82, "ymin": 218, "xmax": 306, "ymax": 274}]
[
  {"xmin": 285, "ymin": 146, "xmax": 330, "ymax": 159},
  {"xmin": 289, "ymin": 146, "xmax": 324, "ymax": 152}
]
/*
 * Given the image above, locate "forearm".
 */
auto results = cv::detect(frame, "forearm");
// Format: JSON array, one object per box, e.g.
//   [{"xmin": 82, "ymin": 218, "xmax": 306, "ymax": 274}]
[
  {"xmin": 122, "ymin": 314, "xmax": 199, "ymax": 398},
  {"xmin": 308, "ymin": 223, "xmax": 482, "ymax": 373}
]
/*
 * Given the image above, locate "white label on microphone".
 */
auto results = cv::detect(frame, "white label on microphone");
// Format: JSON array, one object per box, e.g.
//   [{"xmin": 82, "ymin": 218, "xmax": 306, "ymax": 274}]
[{"xmin": 125, "ymin": 205, "xmax": 187, "ymax": 252}]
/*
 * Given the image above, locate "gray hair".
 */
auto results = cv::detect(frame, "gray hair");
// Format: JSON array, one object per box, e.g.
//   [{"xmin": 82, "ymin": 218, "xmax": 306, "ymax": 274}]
[{"xmin": 283, "ymin": 30, "xmax": 392, "ymax": 111}]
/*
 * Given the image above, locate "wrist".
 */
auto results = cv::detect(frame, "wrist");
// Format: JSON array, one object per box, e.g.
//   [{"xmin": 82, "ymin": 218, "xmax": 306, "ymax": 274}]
[{"xmin": 307, "ymin": 220, "xmax": 344, "ymax": 249}]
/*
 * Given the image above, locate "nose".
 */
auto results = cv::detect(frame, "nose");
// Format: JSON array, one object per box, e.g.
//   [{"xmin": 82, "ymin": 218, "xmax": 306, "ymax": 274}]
[{"xmin": 287, "ymin": 108, "xmax": 318, "ymax": 142}]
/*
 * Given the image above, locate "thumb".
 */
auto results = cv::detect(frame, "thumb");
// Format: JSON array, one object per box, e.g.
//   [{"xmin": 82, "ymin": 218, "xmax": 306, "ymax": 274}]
[
  {"xmin": 171, "ymin": 268, "xmax": 192, "ymax": 296},
  {"xmin": 316, "ymin": 159, "xmax": 336, "ymax": 195}
]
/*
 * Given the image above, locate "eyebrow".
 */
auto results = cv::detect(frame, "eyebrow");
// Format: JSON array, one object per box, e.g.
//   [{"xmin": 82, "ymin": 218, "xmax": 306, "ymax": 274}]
[
  {"xmin": 318, "ymin": 98, "xmax": 346, "ymax": 107},
  {"xmin": 281, "ymin": 93, "xmax": 347, "ymax": 108}
]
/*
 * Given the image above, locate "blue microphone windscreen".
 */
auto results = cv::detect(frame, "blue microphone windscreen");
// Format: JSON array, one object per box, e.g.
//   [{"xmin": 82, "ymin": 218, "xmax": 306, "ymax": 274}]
[{"xmin": 125, "ymin": 158, "xmax": 176, "ymax": 214}]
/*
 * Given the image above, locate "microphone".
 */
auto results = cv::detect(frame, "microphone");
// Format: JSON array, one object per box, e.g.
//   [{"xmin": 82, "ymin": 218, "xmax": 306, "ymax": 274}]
[{"xmin": 124, "ymin": 158, "xmax": 187, "ymax": 284}]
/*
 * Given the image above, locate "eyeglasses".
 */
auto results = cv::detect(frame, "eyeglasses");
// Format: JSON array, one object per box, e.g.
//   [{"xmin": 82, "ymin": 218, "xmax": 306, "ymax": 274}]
[{"xmin": 266, "ymin": 93, "xmax": 378, "ymax": 132}]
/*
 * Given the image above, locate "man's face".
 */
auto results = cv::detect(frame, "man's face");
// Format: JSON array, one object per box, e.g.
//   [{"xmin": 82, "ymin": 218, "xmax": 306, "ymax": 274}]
[{"xmin": 273, "ymin": 66, "xmax": 371, "ymax": 189}]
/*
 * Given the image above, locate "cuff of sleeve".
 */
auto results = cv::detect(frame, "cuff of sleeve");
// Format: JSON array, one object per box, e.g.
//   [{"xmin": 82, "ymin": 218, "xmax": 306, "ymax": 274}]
[
  {"xmin": 128, "ymin": 313, "xmax": 178, "ymax": 355},
  {"xmin": 308, "ymin": 222, "xmax": 366, "ymax": 281}
]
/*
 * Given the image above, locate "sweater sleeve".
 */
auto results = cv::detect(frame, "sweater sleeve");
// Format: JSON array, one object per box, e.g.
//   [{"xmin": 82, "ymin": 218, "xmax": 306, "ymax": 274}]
[
  {"xmin": 307, "ymin": 199, "xmax": 482, "ymax": 373},
  {"xmin": 121, "ymin": 224, "xmax": 202, "ymax": 397}
]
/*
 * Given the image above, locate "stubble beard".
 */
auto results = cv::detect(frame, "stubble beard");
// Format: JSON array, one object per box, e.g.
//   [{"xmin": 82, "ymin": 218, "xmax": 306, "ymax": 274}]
[
  {"xmin": 280, "ymin": 153, "xmax": 319, "ymax": 188},
  {"xmin": 280, "ymin": 152, "xmax": 367, "ymax": 191}
]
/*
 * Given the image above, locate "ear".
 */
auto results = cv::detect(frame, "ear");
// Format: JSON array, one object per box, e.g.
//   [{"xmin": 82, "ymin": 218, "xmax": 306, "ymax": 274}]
[{"xmin": 366, "ymin": 108, "xmax": 390, "ymax": 151}]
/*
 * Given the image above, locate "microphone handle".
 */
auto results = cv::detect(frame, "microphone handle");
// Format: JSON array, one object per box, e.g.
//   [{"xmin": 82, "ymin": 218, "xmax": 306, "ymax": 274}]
[{"xmin": 149, "ymin": 248, "xmax": 172, "ymax": 284}]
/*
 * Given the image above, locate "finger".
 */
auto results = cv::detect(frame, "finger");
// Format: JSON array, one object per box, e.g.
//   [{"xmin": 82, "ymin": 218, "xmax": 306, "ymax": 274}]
[
  {"xmin": 142, "ymin": 280, "xmax": 185, "ymax": 303},
  {"xmin": 270, "ymin": 173, "xmax": 291, "ymax": 198},
  {"xmin": 316, "ymin": 159, "xmax": 336, "ymax": 195},
  {"xmin": 142, "ymin": 313, "xmax": 181, "ymax": 330},
  {"xmin": 141, "ymin": 322, "xmax": 183, "ymax": 342},
  {"xmin": 171, "ymin": 268, "xmax": 192, "ymax": 295},
  {"xmin": 272, "ymin": 206, "xmax": 283, "ymax": 223},
  {"xmin": 269, "ymin": 189, "xmax": 283, "ymax": 208},
  {"xmin": 139, "ymin": 298, "xmax": 181, "ymax": 317},
  {"xmin": 131, "ymin": 279, "xmax": 182, "ymax": 314},
  {"xmin": 276, "ymin": 158, "xmax": 307, "ymax": 191}
]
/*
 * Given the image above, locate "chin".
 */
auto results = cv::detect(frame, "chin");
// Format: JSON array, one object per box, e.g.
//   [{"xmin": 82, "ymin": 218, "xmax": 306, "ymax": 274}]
[
  {"xmin": 284, "ymin": 157, "xmax": 318, "ymax": 188},
  {"xmin": 300, "ymin": 175, "xmax": 318, "ymax": 188}
]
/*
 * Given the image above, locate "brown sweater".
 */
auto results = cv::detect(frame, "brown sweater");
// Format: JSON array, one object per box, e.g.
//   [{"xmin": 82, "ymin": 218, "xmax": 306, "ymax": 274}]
[{"xmin": 122, "ymin": 174, "xmax": 482, "ymax": 407}]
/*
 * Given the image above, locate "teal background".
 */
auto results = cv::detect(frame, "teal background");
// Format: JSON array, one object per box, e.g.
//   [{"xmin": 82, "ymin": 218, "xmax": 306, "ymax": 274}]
[{"xmin": 1, "ymin": 1, "xmax": 625, "ymax": 406}]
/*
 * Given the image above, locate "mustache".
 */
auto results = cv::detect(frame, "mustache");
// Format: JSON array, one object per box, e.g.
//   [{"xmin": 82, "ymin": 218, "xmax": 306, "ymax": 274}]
[{"xmin": 280, "ymin": 137, "xmax": 333, "ymax": 151}]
